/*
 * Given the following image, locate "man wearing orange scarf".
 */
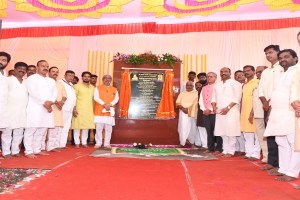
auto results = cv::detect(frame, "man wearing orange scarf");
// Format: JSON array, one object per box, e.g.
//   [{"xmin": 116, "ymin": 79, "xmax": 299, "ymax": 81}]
[{"xmin": 94, "ymin": 74, "xmax": 119, "ymax": 148}]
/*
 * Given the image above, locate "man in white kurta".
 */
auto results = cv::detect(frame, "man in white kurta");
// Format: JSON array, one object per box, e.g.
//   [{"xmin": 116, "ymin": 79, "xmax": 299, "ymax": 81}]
[
  {"xmin": 212, "ymin": 67, "xmax": 242, "ymax": 157},
  {"xmin": 94, "ymin": 75, "xmax": 119, "ymax": 148},
  {"xmin": 0, "ymin": 52, "xmax": 11, "ymax": 130},
  {"xmin": 264, "ymin": 49, "xmax": 300, "ymax": 181},
  {"xmin": 176, "ymin": 81, "xmax": 198, "ymax": 146},
  {"xmin": 2, "ymin": 62, "xmax": 28, "ymax": 158},
  {"xmin": 58, "ymin": 70, "xmax": 76, "ymax": 148},
  {"xmin": 24, "ymin": 60, "xmax": 57, "ymax": 158}
]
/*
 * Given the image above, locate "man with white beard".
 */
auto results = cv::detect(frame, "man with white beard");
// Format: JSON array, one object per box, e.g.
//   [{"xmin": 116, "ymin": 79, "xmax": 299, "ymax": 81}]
[
  {"xmin": 2, "ymin": 62, "xmax": 28, "ymax": 158},
  {"xmin": 24, "ymin": 60, "xmax": 57, "ymax": 158}
]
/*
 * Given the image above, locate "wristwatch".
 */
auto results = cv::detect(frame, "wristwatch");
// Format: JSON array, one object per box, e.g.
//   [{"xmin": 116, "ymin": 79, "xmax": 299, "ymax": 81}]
[{"xmin": 227, "ymin": 106, "xmax": 231, "ymax": 110}]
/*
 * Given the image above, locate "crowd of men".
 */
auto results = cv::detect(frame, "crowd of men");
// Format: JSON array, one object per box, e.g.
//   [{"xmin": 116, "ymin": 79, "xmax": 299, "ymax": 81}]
[
  {"xmin": 176, "ymin": 42, "xmax": 300, "ymax": 182},
  {"xmin": 0, "ymin": 53, "xmax": 119, "ymax": 162}
]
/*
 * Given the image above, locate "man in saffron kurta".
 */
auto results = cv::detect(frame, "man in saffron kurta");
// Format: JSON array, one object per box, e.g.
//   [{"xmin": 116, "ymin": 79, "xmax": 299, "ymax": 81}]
[
  {"xmin": 176, "ymin": 81, "xmax": 198, "ymax": 146},
  {"xmin": 72, "ymin": 71, "xmax": 95, "ymax": 148},
  {"xmin": 94, "ymin": 74, "xmax": 119, "ymax": 148},
  {"xmin": 241, "ymin": 65, "xmax": 261, "ymax": 160},
  {"xmin": 47, "ymin": 67, "xmax": 67, "ymax": 152}
]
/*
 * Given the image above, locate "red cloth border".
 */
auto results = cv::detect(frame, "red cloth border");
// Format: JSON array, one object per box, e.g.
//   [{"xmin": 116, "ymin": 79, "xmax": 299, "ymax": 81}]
[{"xmin": 1, "ymin": 18, "xmax": 300, "ymax": 39}]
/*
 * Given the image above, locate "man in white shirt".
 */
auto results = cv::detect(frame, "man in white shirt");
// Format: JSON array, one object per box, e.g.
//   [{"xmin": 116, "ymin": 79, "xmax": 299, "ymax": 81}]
[
  {"xmin": 0, "ymin": 52, "xmax": 11, "ymax": 130},
  {"xmin": 24, "ymin": 60, "xmax": 57, "ymax": 158},
  {"xmin": 2, "ymin": 62, "xmax": 28, "ymax": 158},
  {"xmin": 264, "ymin": 49, "xmax": 300, "ymax": 181},
  {"xmin": 212, "ymin": 67, "xmax": 242, "ymax": 158},
  {"xmin": 58, "ymin": 70, "xmax": 76, "ymax": 148},
  {"xmin": 258, "ymin": 45, "xmax": 282, "ymax": 171}
]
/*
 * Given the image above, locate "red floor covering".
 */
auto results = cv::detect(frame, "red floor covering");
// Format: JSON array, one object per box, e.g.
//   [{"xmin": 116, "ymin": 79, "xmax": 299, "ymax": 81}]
[{"xmin": 1, "ymin": 147, "xmax": 300, "ymax": 200}]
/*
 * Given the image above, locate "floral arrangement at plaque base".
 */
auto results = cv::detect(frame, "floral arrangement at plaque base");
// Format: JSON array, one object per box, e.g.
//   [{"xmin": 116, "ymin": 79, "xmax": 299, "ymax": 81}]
[
  {"xmin": 112, "ymin": 51, "xmax": 181, "ymax": 68},
  {"xmin": 132, "ymin": 142, "xmax": 153, "ymax": 149}
]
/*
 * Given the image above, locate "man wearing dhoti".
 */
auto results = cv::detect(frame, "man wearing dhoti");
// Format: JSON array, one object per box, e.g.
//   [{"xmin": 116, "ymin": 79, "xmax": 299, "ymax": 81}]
[
  {"xmin": 58, "ymin": 70, "xmax": 76, "ymax": 148},
  {"xmin": 258, "ymin": 45, "xmax": 282, "ymax": 171},
  {"xmin": 241, "ymin": 65, "xmax": 261, "ymax": 160},
  {"xmin": 2, "ymin": 62, "xmax": 28, "ymax": 158},
  {"xmin": 252, "ymin": 66, "xmax": 268, "ymax": 163},
  {"xmin": 94, "ymin": 74, "xmax": 119, "ymax": 148},
  {"xmin": 24, "ymin": 60, "xmax": 57, "ymax": 158},
  {"xmin": 176, "ymin": 81, "xmax": 198, "ymax": 146},
  {"xmin": 264, "ymin": 49, "xmax": 300, "ymax": 182},
  {"xmin": 47, "ymin": 67, "xmax": 67, "ymax": 152},
  {"xmin": 72, "ymin": 71, "xmax": 95, "ymax": 148},
  {"xmin": 212, "ymin": 67, "xmax": 242, "ymax": 158}
]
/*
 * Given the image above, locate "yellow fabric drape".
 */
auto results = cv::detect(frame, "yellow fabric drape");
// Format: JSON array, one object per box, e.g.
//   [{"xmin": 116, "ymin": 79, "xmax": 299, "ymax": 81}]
[
  {"xmin": 156, "ymin": 70, "xmax": 176, "ymax": 119},
  {"xmin": 119, "ymin": 69, "xmax": 131, "ymax": 118}
]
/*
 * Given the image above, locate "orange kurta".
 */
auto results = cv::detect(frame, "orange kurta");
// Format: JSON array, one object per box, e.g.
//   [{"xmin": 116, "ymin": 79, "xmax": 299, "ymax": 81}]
[{"xmin": 94, "ymin": 85, "xmax": 117, "ymax": 116}]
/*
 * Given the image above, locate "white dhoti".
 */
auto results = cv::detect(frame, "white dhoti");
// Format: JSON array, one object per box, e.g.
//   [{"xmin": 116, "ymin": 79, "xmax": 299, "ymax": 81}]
[
  {"xmin": 47, "ymin": 127, "xmax": 60, "ymax": 151},
  {"xmin": 1, "ymin": 128, "xmax": 24, "ymax": 156},
  {"xmin": 195, "ymin": 127, "xmax": 207, "ymax": 148},
  {"xmin": 58, "ymin": 111, "xmax": 73, "ymax": 148},
  {"xmin": 255, "ymin": 118, "xmax": 268, "ymax": 162},
  {"xmin": 24, "ymin": 127, "xmax": 48, "ymax": 155},
  {"xmin": 276, "ymin": 133, "xmax": 300, "ymax": 178},
  {"xmin": 244, "ymin": 132, "xmax": 261, "ymax": 159},
  {"xmin": 178, "ymin": 110, "xmax": 195, "ymax": 146}
]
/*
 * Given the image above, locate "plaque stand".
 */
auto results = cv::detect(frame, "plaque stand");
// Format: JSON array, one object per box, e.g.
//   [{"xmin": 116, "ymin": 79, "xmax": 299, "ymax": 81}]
[{"xmin": 112, "ymin": 61, "xmax": 181, "ymax": 145}]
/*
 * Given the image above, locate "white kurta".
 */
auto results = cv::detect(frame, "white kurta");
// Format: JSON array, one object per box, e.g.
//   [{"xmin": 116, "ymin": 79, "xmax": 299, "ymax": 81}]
[
  {"xmin": 7, "ymin": 76, "xmax": 28, "ymax": 129},
  {"xmin": 0, "ymin": 70, "xmax": 8, "ymax": 128},
  {"xmin": 26, "ymin": 74, "xmax": 57, "ymax": 128},
  {"xmin": 264, "ymin": 66, "xmax": 297, "ymax": 137},
  {"xmin": 212, "ymin": 79, "xmax": 242, "ymax": 136},
  {"xmin": 60, "ymin": 79, "xmax": 76, "ymax": 112}
]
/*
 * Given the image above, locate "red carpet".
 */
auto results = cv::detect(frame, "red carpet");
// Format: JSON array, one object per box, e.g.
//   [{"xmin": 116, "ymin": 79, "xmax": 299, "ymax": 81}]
[{"xmin": 1, "ymin": 148, "xmax": 300, "ymax": 200}]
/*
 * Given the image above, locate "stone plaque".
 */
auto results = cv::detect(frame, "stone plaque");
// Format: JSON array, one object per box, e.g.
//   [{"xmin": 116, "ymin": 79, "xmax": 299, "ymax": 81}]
[{"xmin": 128, "ymin": 72, "xmax": 164, "ymax": 119}]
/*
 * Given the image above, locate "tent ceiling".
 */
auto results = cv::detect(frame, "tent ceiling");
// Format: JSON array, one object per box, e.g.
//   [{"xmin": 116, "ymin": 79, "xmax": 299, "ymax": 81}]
[{"xmin": 1, "ymin": 0, "xmax": 300, "ymax": 28}]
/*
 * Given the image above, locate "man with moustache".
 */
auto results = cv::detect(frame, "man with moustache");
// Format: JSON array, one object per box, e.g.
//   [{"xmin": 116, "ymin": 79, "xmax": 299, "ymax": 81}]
[
  {"xmin": 251, "ymin": 66, "xmax": 268, "ymax": 163},
  {"xmin": 0, "ymin": 52, "xmax": 11, "ymax": 130},
  {"xmin": 94, "ymin": 74, "xmax": 119, "ymax": 148},
  {"xmin": 26, "ymin": 65, "xmax": 36, "ymax": 77},
  {"xmin": 240, "ymin": 65, "xmax": 261, "ymax": 160},
  {"xmin": 24, "ymin": 60, "xmax": 57, "ymax": 158},
  {"xmin": 176, "ymin": 81, "xmax": 199, "ymax": 146},
  {"xmin": 258, "ymin": 45, "xmax": 282, "ymax": 171},
  {"xmin": 212, "ymin": 67, "xmax": 242, "ymax": 158},
  {"xmin": 47, "ymin": 67, "xmax": 67, "ymax": 152},
  {"xmin": 72, "ymin": 71, "xmax": 95, "ymax": 148},
  {"xmin": 58, "ymin": 70, "xmax": 76, "ymax": 148},
  {"xmin": 2, "ymin": 62, "xmax": 28, "ymax": 158},
  {"xmin": 264, "ymin": 49, "xmax": 300, "ymax": 181}
]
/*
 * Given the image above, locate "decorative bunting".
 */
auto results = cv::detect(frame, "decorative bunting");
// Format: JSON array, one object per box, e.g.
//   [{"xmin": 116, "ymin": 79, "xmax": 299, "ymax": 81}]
[
  {"xmin": 142, "ymin": 0, "xmax": 260, "ymax": 17},
  {"xmin": 265, "ymin": 0, "xmax": 300, "ymax": 11},
  {"xmin": 10, "ymin": 0, "xmax": 132, "ymax": 19},
  {"xmin": 0, "ymin": 0, "xmax": 7, "ymax": 18}
]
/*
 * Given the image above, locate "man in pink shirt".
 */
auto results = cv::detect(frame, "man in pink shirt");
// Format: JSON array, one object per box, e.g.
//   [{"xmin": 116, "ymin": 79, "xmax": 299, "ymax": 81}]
[{"xmin": 199, "ymin": 72, "xmax": 222, "ymax": 153}]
